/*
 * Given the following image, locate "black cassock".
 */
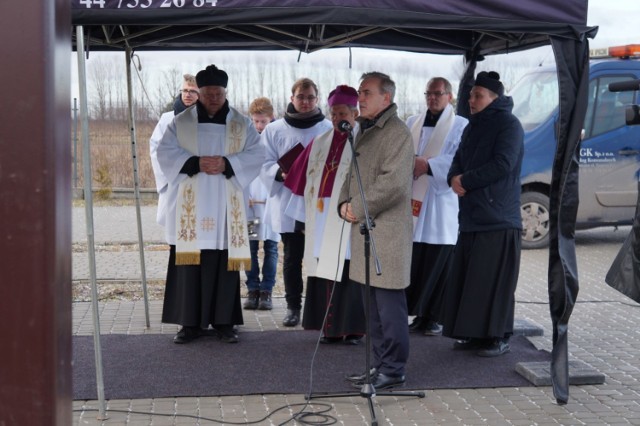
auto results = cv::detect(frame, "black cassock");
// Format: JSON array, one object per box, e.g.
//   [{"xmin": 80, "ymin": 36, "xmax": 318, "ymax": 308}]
[
  {"xmin": 162, "ymin": 246, "xmax": 243, "ymax": 328},
  {"xmin": 302, "ymin": 260, "xmax": 366, "ymax": 338},
  {"xmin": 441, "ymin": 229, "xmax": 521, "ymax": 340}
]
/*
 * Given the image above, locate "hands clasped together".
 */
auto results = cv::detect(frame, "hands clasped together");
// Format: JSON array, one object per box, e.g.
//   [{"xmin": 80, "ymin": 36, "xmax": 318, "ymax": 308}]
[
  {"xmin": 450, "ymin": 174, "xmax": 466, "ymax": 196},
  {"xmin": 199, "ymin": 156, "xmax": 226, "ymax": 175}
]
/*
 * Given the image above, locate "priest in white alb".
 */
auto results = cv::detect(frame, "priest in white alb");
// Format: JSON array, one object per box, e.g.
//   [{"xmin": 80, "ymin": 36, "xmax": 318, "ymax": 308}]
[
  {"xmin": 157, "ymin": 64, "xmax": 265, "ymax": 344},
  {"xmin": 404, "ymin": 77, "xmax": 468, "ymax": 336},
  {"xmin": 283, "ymin": 85, "xmax": 366, "ymax": 344}
]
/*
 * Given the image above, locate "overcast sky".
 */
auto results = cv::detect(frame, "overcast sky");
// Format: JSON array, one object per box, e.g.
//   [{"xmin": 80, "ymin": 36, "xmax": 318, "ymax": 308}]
[{"xmin": 587, "ymin": 0, "xmax": 638, "ymax": 48}]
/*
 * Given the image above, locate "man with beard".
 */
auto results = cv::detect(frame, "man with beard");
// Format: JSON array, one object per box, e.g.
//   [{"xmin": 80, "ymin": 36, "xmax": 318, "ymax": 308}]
[
  {"xmin": 157, "ymin": 64, "xmax": 265, "ymax": 344},
  {"xmin": 260, "ymin": 78, "xmax": 333, "ymax": 327}
]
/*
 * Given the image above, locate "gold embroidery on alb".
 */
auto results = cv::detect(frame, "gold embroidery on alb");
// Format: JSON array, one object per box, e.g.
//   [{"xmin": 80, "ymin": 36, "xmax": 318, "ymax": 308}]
[
  {"xmin": 308, "ymin": 149, "xmax": 323, "ymax": 212},
  {"xmin": 200, "ymin": 217, "xmax": 216, "ymax": 232},
  {"xmin": 178, "ymin": 183, "xmax": 197, "ymax": 242},
  {"xmin": 229, "ymin": 193, "xmax": 247, "ymax": 248},
  {"xmin": 229, "ymin": 121, "xmax": 243, "ymax": 153}
]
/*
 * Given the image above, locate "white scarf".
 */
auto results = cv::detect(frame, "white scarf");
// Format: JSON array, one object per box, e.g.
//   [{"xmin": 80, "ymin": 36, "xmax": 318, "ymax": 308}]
[
  {"xmin": 303, "ymin": 129, "xmax": 353, "ymax": 280},
  {"xmin": 410, "ymin": 103, "xmax": 455, "ymax": 229},
  {"xmin": 174, "ymin": 106, "xmax": 251, "ymax": 271}
]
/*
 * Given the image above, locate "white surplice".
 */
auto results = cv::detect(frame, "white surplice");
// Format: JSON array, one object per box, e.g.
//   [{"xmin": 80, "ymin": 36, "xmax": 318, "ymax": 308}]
[
  {"xmin": 405, "ymin": 112, "xmax": 468, "ymax": 244},
  {"xmin": 149, "ymin": 111, "xmax": 174, "ymax": 227},
  {"xmin": 259, "ymin": 118, "xmax": 333, "ymax": 234},
  {"xmin": 245, "ymin": 177, "xmax": 281, "ymax": 242}
]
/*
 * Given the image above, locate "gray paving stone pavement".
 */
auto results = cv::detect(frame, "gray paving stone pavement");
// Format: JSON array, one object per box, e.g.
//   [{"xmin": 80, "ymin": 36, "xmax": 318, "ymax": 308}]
[{"xmin": 72, "ymin": 206, "xmax": 640, "ymax": 425}]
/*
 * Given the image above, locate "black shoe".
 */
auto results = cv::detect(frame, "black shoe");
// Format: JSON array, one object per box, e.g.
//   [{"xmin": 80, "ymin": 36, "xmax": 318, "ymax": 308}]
[
  {"xmin": 452, "ymin": 338, "xmax": 490, "ymax": 350},
  {"xmin": 343, "ymin": 335, "xmax": 363, "ymax": 345},
  {"xmin": 257, "ymin": 291, "xmax": 273, "ymax": 310},
  {"xmin": 216, "ymin": 325, "xmax": 238, "ymax": 343},
  {"xmin": 320, "ymin": 336, "xmax": 342, "ymax": 344},
  {"xmin": 243, "ymin": 290, "xmax": 260, "ymax": 310},
  {"xmin": 282, "ymin": 309, "xmax": 300, "ymax": 327},
  {"xmin": 408, "ymin": 317, "xmax": 425, "ymax": 333},
  {"xmin": 173, "ymin": 326, "xmax": 201, "ymax": 344},
  {"xmin": 477, "ymin": 340, "xmax": 510, "ymax": 357},
  {"xmin": 353, "ymin": 373, "xmax": 405, "ymax": 390},
  {"xmin": 345, "ymin": 367, "xmax": 378, "ymax": 383},
  {"xmin": 423, "ymin": 320, "xmax": 443, "ymax": 336}
]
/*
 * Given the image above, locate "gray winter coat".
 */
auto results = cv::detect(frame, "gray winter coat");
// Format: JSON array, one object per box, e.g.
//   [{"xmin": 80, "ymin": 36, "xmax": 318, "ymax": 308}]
[{"xmin": 339, "ymin": 104, "xmax": 414, "ymax": 290}]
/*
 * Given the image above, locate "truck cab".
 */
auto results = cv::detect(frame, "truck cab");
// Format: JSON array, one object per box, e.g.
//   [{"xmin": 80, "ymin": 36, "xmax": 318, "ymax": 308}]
[{"xmin": 513, "ymin": 44, "xmax": 640, "ymax": 249}]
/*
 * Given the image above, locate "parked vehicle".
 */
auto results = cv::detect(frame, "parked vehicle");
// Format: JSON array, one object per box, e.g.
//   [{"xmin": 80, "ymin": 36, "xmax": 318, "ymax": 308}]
[{"xmin": 512, "ymin": 44, "xmax": 640, "ymax": 249}]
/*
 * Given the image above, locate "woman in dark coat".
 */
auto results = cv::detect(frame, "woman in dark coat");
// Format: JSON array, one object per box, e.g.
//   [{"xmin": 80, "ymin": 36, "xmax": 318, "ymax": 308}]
[{"xmin": 442, "ymin": 71, "xmax": 525, "ymax": 357}]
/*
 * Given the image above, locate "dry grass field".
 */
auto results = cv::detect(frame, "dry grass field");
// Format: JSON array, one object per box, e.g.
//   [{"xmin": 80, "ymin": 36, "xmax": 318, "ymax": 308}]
[{"xmin": 74, "ymin": 119, "xmax": 157, "ymax": 190}]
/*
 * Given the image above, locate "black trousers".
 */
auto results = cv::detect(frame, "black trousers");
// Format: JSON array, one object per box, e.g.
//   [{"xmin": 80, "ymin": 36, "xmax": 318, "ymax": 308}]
[
  {"xmin": 281, "ymin": 232, "xmax": 305, "ymax": 310},
  {"xmin": 363, "ymin": 285, "xmax": 410, "ymax": 377}
]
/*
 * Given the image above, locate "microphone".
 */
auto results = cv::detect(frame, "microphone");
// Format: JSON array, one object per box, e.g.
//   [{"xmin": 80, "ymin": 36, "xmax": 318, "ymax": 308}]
[
  {"xmin": 609, "ymin": 79, "xmax": 640, "ymax": 92},
  {"xmin": 338, "ymin": 120, "xmax": 353, "ymax": 133}
]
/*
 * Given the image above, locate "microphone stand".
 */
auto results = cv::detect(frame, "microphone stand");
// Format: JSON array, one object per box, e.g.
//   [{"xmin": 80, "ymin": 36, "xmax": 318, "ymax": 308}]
[{"xmin": 306, "ymin": 127, "xmax": 424, "ymax": 426}]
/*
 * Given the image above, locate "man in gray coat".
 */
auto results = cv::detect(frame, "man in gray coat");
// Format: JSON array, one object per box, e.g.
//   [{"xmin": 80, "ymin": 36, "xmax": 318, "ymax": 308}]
[{"xmin": 339, "ymin": 71, "xmax": 414, "ymax": 390}]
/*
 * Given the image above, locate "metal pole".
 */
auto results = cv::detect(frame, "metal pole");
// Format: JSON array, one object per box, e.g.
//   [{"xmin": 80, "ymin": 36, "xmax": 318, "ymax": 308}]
[
  {"xmin": 76, "ymin": 25, "xmax": 107, "ymax": 421},
  {"xmin": 125, "ymin": 47, "xmax": 151, "ymax": 328},
  {"xmin": 73, "ymin": 97, "xmax": 79, "ymax": 188}
]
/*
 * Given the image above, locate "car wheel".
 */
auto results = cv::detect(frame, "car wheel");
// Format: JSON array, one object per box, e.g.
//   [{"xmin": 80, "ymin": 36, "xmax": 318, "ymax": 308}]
[{"xmin": 521, "ymin": 191, "xmax": 550, "ymax": 249}]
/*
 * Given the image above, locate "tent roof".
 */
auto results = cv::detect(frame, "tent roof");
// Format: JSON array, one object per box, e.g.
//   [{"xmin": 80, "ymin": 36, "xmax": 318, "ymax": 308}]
[{"xmin": 71, "ymin": 0, "xmax": 597, "ymax": 55}]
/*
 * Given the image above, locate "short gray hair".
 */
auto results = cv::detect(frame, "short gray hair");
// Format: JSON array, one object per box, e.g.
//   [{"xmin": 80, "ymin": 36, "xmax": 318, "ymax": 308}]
[
  {"xmin": 427, "ymin": 77, "xmax": 453, "ymax": 95},
  {"xmin": 360, "ymin": 71, "xmax": 396, "ymax": 102}
]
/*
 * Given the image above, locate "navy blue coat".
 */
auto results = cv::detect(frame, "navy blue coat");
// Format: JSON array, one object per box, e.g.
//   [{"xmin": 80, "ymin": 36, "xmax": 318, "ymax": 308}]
[{"xmin": 447, "ymin": 96, "xmax": 524, "ymax": 232}]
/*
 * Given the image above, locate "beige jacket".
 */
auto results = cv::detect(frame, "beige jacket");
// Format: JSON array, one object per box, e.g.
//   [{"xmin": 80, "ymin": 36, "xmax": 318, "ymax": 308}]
[{"xmin": 339, "ymin": 104, "xmax": 414, "ymax": 290}]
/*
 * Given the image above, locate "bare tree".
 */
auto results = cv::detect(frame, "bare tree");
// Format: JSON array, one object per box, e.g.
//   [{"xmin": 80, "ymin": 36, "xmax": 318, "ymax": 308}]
[
  {"xmin": 154, "ymin": 67, "xmax": 182, "ymax": 118},
  {"xmin": 88, "ymin": 57, "xmax": 111, "ymax": 119}
]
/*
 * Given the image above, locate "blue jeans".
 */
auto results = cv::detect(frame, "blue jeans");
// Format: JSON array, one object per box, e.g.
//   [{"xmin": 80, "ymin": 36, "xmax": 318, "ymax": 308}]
[{"xmin": 245, "ymin": 239, "xmax": 278, "ymax": 292}]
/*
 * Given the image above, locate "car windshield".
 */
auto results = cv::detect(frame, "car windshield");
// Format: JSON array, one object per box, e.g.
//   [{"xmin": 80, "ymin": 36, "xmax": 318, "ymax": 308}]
[{"xmin": 509, "ymin": 70, "xmax": 559, "ymax": 131}]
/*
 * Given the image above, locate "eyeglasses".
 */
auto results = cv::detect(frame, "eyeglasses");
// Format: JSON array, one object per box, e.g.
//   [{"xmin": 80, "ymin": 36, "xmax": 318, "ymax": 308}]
[
  {"xmin": 294, "ymin": 95, "xmax": 317, "ymax": 102},
  {"xmin": 200, "ymin": 91, "xmax": 226, "ymax": 99},
  {"xmin": 181, "ymin": 89, "xmax": 199, "ymax": 96},
  {"xmin": 425, "ymin": 91, "xmax": 448, "ymax": 97}
]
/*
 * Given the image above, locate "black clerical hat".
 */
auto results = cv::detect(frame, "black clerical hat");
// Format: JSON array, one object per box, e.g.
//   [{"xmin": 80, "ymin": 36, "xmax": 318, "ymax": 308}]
[{"xmin": 196, "ymin": 65, "xmax": 228, "ymax": 88}]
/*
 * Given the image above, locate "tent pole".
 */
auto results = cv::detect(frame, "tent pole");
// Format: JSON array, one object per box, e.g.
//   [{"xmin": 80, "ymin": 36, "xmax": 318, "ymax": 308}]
[
  {"xmin": 125, "ymin": 47, "xmax": 151, "ymax": 328},
  {"xmin": 76, "ymin": 25, "xmax": 107, "ymax": 420}
]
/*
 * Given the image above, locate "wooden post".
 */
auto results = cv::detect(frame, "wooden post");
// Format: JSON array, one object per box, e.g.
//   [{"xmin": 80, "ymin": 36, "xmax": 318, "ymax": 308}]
[{"xmin": 0, "ymin": 1, "xmax": 72, "ymax": 424}]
